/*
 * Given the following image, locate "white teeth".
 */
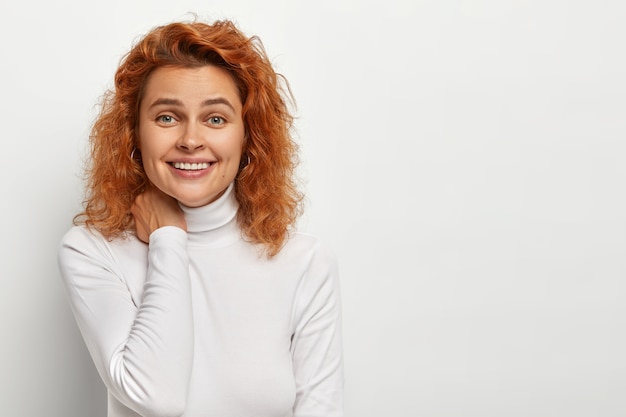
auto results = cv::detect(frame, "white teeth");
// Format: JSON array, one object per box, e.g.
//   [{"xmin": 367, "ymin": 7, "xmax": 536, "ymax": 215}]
[{"xmin": 173, "ymin": 162, "xmax": 210, "ymax": 170}]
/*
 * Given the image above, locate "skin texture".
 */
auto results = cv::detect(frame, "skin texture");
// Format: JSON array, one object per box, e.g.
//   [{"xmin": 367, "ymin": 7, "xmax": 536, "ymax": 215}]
[
  {"xmin": 130, "ymin": 183, "xmax": 186, "ymax": 243},
  {"xmin": 131, "ymin": 65, "xmax": 245, "ymax": 242}
]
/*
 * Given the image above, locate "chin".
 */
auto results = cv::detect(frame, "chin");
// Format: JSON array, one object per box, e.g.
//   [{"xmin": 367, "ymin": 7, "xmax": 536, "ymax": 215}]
[
  {"xmin": 176, "ymin": 191, "xmax": 223, "ymax": 208},
  {"xmin": 177, "ymin": 198, "xmax": 212, "ymax": 208},
  {"xmin": 166, "ymin": 182, "xmax": 232, "ymax": 208}
]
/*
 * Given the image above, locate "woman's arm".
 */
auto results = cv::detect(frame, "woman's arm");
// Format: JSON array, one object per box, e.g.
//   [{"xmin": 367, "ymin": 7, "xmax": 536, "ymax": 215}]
[
  {"xmin": 290, "ymin": 242, "xmax": 344, "ymax": 417},
  {"xmin": 58, "ymin": 188, "xmax": 193, "ymax": 417}
]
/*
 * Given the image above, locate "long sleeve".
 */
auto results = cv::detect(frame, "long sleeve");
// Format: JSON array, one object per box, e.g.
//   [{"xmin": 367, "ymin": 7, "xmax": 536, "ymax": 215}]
[
  {"xmin": 290, "ymin": 242, "xmax": 344, "ymax": 417},
  {"xmin": 58, "ymin": 226, "xmax": 194, "ymax": 417}
]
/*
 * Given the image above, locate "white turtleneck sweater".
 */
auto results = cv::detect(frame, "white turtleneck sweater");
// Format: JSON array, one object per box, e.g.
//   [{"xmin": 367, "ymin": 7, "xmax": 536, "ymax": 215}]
[{"xmin": 57, "ymin": 183, "xmax": 343, "ymax": 417}]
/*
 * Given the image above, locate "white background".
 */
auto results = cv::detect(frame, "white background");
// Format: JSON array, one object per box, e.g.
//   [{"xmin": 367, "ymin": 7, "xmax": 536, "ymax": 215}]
[{"xmin": 1, "ymin": 1, "xmax": 625, "ymax": 416}]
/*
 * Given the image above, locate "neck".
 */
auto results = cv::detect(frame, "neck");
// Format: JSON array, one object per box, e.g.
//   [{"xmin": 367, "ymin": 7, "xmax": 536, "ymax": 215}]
[{"xmin": 178, "ymin": 182, "xmax": 240, "ymax": 246}]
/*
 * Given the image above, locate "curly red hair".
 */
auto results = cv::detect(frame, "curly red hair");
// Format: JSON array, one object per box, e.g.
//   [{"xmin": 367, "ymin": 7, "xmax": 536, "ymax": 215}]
[{"xmin": 76, "ymin": 19, "xmax": 302, "ymax": 256}]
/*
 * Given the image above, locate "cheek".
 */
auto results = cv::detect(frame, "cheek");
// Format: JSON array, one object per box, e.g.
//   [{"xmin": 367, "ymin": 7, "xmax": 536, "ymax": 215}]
[
  {"xmin": 137, "ymin": 126, "xmax": 164, "ymax": 159},
  {"xmin": 234, "ymin": 127, "xmax": 246, "ymax": 156},
  {"xmin": 136, "ymin": 134, "xmax": 163, "ymax": 182},
  {"xmin": 141, "ymin": 159, "xmax": 159, "ymax": 185},
  {"xmin": 219, "ymin": 129, "xmax": 245, "ymax": 160},
  {"xmin": 137, "ymin": 123, "xmax": 151, "ymax": 148}
]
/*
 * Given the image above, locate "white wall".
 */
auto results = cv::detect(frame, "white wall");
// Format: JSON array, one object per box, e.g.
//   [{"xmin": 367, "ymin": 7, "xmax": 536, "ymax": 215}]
[{"xmin": 2, "ymin": 1, "xmax": 625, "ymax": 416}]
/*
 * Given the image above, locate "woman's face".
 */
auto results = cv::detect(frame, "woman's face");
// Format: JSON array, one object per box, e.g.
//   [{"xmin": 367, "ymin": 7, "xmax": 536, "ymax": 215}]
[{"xmin": 138, "ymin": 65, "xmax": 245, "ymax": 207}]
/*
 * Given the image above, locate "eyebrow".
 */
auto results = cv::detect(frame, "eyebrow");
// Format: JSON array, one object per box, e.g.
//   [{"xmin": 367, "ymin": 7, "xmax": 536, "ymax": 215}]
[{"xmin": 148, "ymin": 97, "xmax": 236, "ymax": 112}]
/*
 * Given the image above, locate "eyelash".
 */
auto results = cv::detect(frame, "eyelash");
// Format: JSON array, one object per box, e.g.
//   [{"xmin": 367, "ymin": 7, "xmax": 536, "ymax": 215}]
[
  {"xmin": 156, "ymin": 114, "xmax": 176, "ymax": 124},
  {"xmin": 155, "ymin": 114, "xmax": 226, "ymax": 126},
  {"xmin": 207, "ymin": 116, "xmax": 226, "ymax": 125}
]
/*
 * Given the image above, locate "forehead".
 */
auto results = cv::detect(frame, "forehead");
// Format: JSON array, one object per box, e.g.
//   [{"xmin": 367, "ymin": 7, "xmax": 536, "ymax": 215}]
[{"xmin": 141, "ymin": 65, "xmax": 242, "ymax": 109}]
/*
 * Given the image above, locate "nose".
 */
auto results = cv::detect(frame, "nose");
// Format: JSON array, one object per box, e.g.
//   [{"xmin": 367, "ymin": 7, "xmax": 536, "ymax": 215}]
[{"xmin": 177, "ymin": 123, "xmax": 205, "ymax": 151}]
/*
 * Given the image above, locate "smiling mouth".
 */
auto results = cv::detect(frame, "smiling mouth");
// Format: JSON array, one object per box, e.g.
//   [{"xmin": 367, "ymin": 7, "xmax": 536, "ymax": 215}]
[{"xmin": 170, "ymin": 162, "xmax": 212, "ymax": 171}]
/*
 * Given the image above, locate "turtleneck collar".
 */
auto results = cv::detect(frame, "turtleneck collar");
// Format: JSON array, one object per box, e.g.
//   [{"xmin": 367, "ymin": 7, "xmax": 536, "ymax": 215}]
[{"xmin": 178, "ymin": 182, "xmax": 240, "ymax": 246}]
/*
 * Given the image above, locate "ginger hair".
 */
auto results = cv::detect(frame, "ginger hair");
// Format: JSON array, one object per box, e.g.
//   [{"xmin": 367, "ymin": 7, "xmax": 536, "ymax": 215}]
[{"xmin": 75, "ymin": 19, "xmax": 302, "ymax": 256}]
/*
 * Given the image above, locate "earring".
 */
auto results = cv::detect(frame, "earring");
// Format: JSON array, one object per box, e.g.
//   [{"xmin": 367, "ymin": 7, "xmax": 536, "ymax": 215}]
[
  {"xmin": 239, "ymin": 154, "xmax": 251, "ymax": 169},
  {"xmin": 131, "ymin": 148, "xmax": 141, "ymax": 162},
  {"xmin": 237, "ymin": 154, "xmax": 251, "ymax": 179}
]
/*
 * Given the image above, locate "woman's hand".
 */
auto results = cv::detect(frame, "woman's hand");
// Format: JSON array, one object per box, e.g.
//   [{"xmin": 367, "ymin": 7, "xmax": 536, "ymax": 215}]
[{"xmin": 131, "ymin": 184, "xmax": 187, "ymax": 243}]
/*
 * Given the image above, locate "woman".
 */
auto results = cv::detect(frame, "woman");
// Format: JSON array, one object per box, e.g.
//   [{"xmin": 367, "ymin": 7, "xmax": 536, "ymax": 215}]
[{"xmin": 58, "ymin": 19, "xmax": 343, "ymax": 417}]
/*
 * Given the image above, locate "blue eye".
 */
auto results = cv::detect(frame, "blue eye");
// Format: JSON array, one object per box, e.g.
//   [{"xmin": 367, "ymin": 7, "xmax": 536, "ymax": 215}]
[
  {"xmin": 208, "ymin": 116, "xmax": 225, "ymax": 126},
  {"xmin": 157, "ymin": 115, "xmax": 176, "ymax": 124}
]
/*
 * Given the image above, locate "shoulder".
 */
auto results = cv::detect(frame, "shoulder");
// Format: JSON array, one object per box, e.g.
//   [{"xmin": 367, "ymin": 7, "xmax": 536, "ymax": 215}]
[
  {"xmin": 58, "ymin": 225, "xmax": 152, "ymax": 301},
  {"xmin": 277, "ymin": 232, "xmax": 340, "ymax": 292},
  {"xmin": 58, "ymin": 225, "xmax": 145, "ymax": 276},
  {"xmin": 59, "ymin": 225, "xmax": 135, "ymax": 256},
  {"xmin": 60, "ymin": 224, "xmax": 105, "ymax": 246},
  {"xmin": 59, "ymin": 225, "xmax": 109, "ymax": 258},
  {"xmin": 281, "ymin": 231, "xmax": 338, "ymax": 267},
  {"xmin": 287, "ymin": 232, "xmax": 342, "ymax": 331}
]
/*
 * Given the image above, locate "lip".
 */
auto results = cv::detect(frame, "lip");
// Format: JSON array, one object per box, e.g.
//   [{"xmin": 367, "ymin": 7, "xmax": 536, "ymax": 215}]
[
  {"xmin": 167, "ymin": 159, "xmax": 216, "ymax": 179},
  {"xmin": 167, "ymin": 157, "xmax": 216, "ymax": 164}
]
